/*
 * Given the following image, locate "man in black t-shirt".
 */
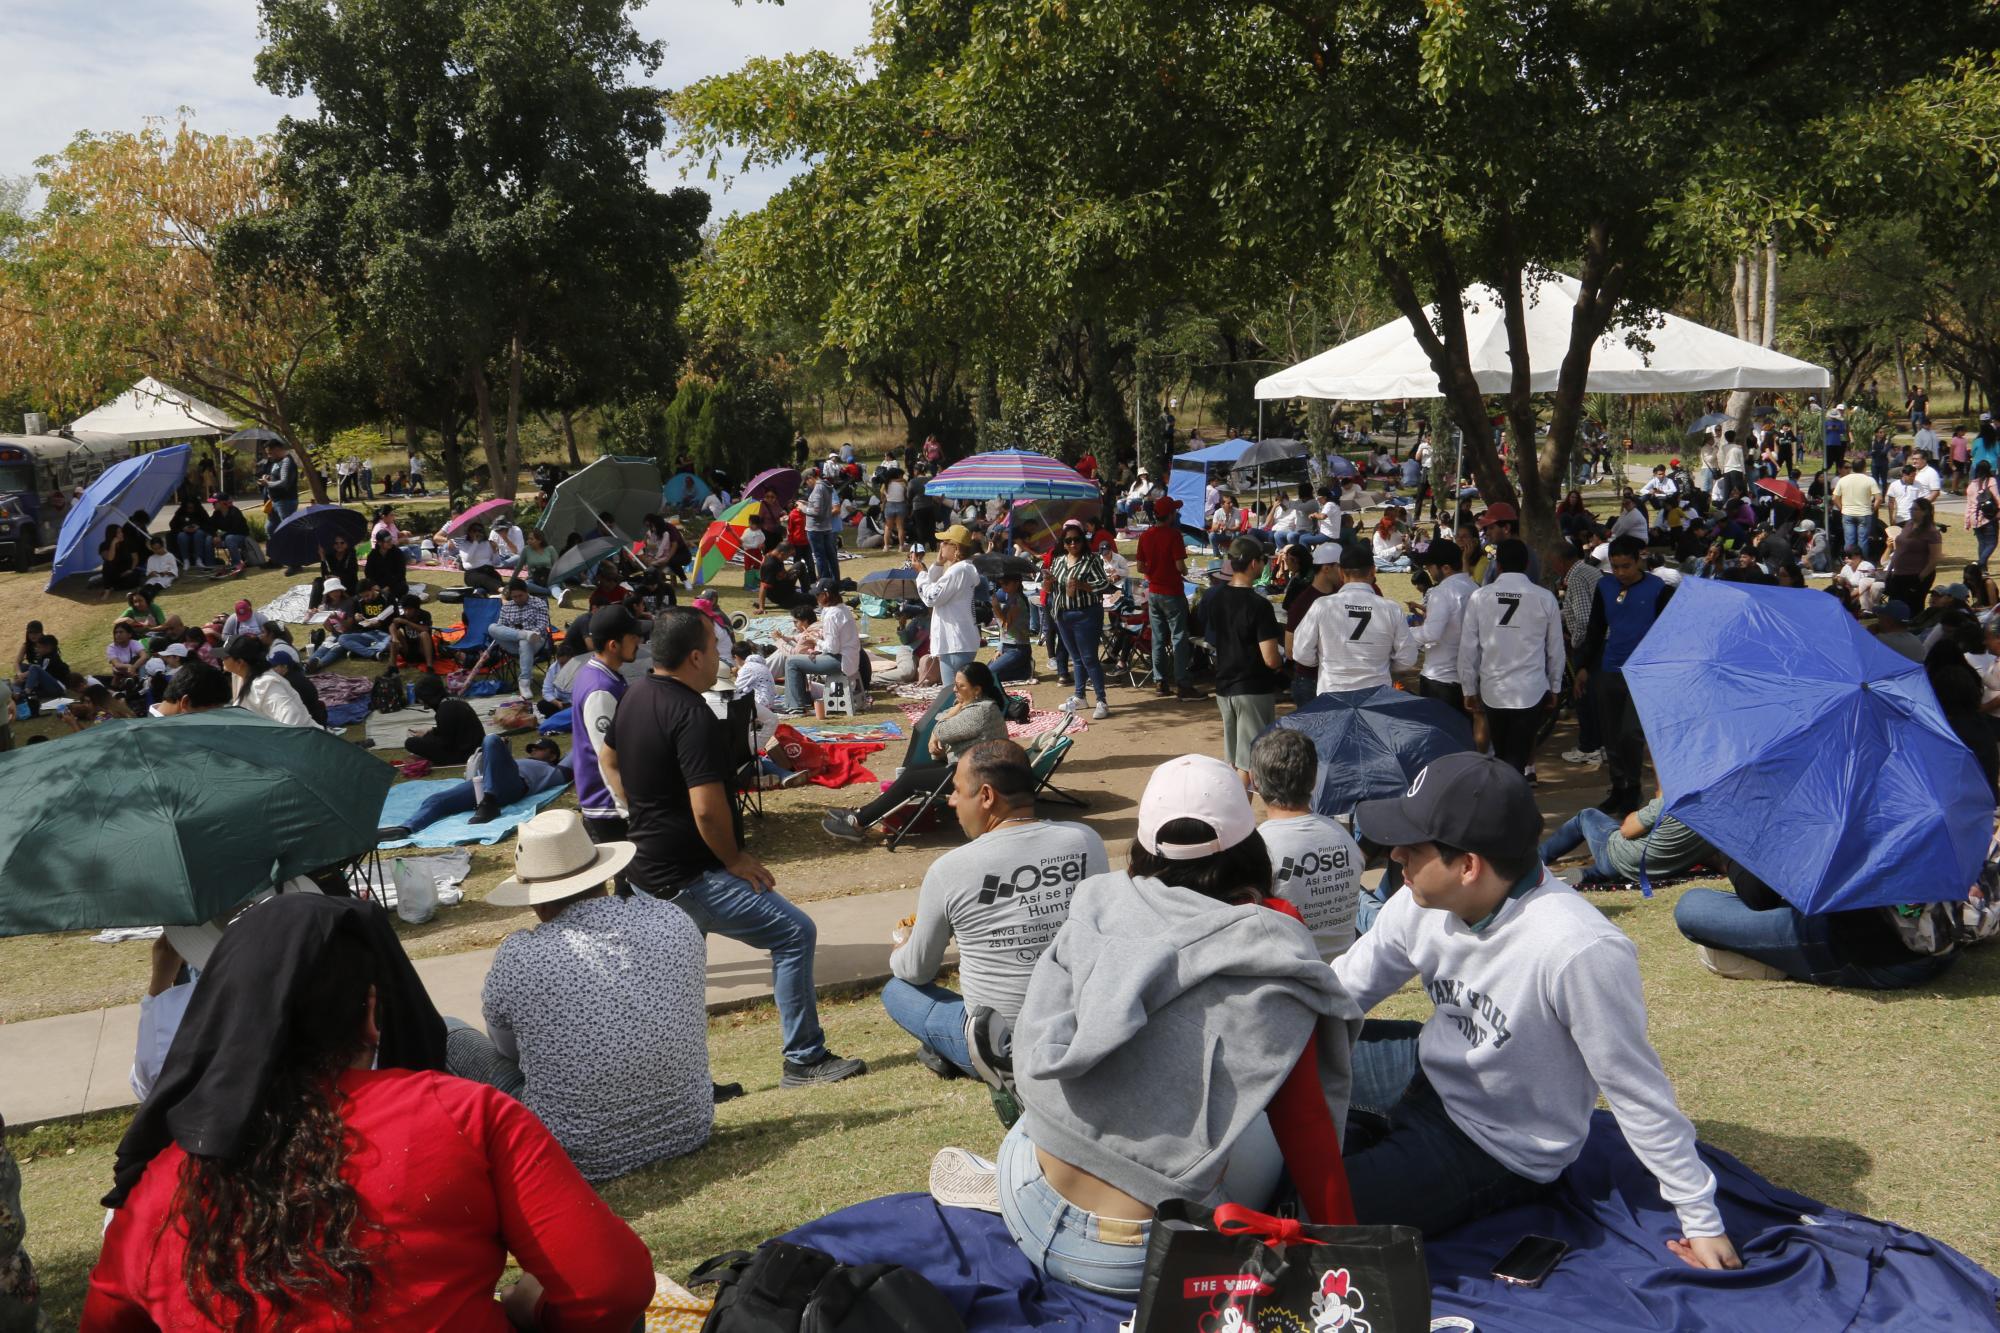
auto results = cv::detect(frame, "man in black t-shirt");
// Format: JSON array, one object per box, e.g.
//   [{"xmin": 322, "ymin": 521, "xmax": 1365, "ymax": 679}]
[
  {"xmin": 611, "ymin": 607, "xmax": 866, "ymax": 1088},
  {"xmin": 1204, "ymin": 537, "xmax": 1284, "ymax": 773},
  {"xmin": 405, "ymin": 673, "xmax": 483, "ymax": 765}
]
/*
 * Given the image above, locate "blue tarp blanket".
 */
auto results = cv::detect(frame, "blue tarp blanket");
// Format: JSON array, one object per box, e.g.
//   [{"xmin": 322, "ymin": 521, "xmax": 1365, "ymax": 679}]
[
  {"xmin": 376, "ymin": 777, "xmax": 569, "ymax": 849},
  {"xmin": 783, "ymin": 1113, "xmax": 2000, "ymax": 1333}
]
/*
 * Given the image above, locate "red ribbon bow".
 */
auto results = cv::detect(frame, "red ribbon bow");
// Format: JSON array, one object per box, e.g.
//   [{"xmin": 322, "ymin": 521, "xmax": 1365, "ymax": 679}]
[{"xmin": 1212, "ymin": 1204, "xmax": 1325, "ymax": 1248}]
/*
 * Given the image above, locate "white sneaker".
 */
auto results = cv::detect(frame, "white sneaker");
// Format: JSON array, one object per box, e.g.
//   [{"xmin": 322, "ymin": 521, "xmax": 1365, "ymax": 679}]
[
  {"xmin": 1060, "ymin": 695, "xmax": 1081, "ymax": 712},
  {"xmin": 928, "ymin": 1146, "xmax": 1002, "ymax": 1213},
  {"xmin": 1695, "ymin": 945, "xmax": 1788, "ymax": 982},
  {"xmin": 1092, "ymin": 701, "xmax": 1110, "ymax": 720}
]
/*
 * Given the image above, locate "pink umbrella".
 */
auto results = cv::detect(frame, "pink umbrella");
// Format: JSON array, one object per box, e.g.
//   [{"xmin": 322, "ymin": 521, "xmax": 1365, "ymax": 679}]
[
  {"xmin": 439, "ymin": 497, "xmax": 515, "ymax": 539},
  {"xmin": 744, "ymin": 466, "xmax": 802, "ymax": 510}
]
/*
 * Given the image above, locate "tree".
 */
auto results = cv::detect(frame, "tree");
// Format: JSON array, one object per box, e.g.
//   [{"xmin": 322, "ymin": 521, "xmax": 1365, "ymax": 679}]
[
  {"xmin": 239, "ymin": 0, "xmax": 708, "ymax": 498},
  {"xmin": 0, "ymin": 119, "xmax": 340, "ymax": 500}
]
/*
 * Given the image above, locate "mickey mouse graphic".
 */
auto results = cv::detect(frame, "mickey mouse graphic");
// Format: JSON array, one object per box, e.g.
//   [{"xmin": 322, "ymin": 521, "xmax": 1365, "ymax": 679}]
[
  {"xmin": 1309, "ymin": 1268, "xmax": 1371, "ymax": 1333},
  {"xmin": 1198, "ymin": 1296, "xmax": 1259, "ymax": 1333}
]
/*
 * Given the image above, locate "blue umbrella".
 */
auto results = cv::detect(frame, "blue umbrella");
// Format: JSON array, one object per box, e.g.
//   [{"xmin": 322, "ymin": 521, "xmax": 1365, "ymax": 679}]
[
  {"xmin": 1275, "ymin": 685, "xmax": 1475, "ymax": 818},
  {"xmin": 1624, "ymin": 578, "xmax": 1990, "ymax": 911},
  {"xmin": 47, "ymin": 444, "xmax": 191, "ymax": 589},
  {"xmin": 1324, "ymin": 454, "xmax": 1358, "ymax": 478},
  {"xmin": 266, "ymin": 504, "xmax": 368, "ymax": 567}
]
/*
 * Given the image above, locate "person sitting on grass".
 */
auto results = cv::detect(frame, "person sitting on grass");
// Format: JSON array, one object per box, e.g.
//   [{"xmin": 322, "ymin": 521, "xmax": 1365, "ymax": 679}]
[
  {"xmin": 105, "ymin": 622, "xmax": 149, "ymax": 690},
  {"xmin": 404, "ymin": 672, "xmax": 484, "ymax": 767},
  {"xmin": 756, "ymin": 540, "xmax": 801, "ymax": 612},
  {"xmin": 1248, "ymin": 728, "xmax": 1364, "ymax": 960},
  {"xmin": 822, "ymin": 662, "xmax": 1010, "ymax": 843},
  {"xmin": 935, "ymin": 755, "xmax": 1359, "ymax": 1299},
  {"xmin": 443, "ymin": 809, "xmax": 717, "ymax": 1182},
  {"xmin": 1334, "ymin": 753, "xmax": 1740, "ymax": 1268},
  {"xmin": 142, "ymin": 534, "xmax": 180, "ymax": 593},
  {"xmin": 383, "ymin": 593, "xmax": 437, "ymax": 669},
  {"xmin": 221, "ymin": 635, "xmax": 315, "ymax": 728},
  {"xmin": 1538, "ymin": 784, "xmax": 1721, "ymax": 885},
  {"xmin": 85, "ymin": 893, "xmax": 654, "ymax": 1331},
  {"xmin": 265, "ymin": 631, "xmax": 330, "ymax": 729},
  {"xmin": 14, "ymin": 633, "xmax": 72, "ymax": 704},
  {"xmin": 884, "ymin": 740, "xmax": 1108, "ymax": 1078}
]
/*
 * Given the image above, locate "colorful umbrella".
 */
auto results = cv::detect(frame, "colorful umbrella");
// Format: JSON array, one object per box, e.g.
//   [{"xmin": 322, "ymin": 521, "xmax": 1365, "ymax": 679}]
[
  {"xmin": 926, "ymin": 449, "xmax": 1097, "ymax": 501},
  {"xmin": 744, "ymin": 466, "xmax": 803, "ymax": 510},
  {"xmin": 1007, "ymin": 497, "xmax": 1101, "ymax": 554},
  {"xmin": 265, "ymin": 504, "xmax": 368, "ymax": 567},
  {"xmin": 1755, "ymin": 477, "xmax": 1805, "ymax": 509},
  {"xmin": 439, "ymin": 496, "xmax": 515, "ymax": 539},
  {"xmin": 692, "ymin": 498, "xmax": 768, "ymax": 588},
  {"xmin": 46, "ymin": 443, "xmax": 190, "ymax": 589},
  {"xmin": 1624, "ymin": 578, "xmax": 1990, "ymax": 912}
]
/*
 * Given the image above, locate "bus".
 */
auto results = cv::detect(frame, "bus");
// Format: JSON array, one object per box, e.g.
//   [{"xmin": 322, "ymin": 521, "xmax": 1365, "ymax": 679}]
[{"xmin": 0, "ymin": 432, "xmax": 141, "ymax": 572}]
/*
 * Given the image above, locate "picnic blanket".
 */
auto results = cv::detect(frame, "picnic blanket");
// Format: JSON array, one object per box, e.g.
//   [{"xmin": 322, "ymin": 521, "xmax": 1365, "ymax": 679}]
[
  {"xmin": 364, "ymin": 696, "xmax": 519, "ymax": 750},
  {"xmin": 375, "ymin": 779, "xmax": 570, "ymax": 849},
  {"xmin": 813, "ymin": 741, "xmax": 885, "ymax": 789},
  {"xmin": 899, "ymin": 701, "xmax": 1074, "ymax": 744},
  {"xmin": 256, "ymin": 583, "xmax": 319, "ymax": 625},
  {"xmin": 792, "ymin": 719, "xmax": 905, "ymax": 744},
  {"xmin": 345, "ymin": 849, "xmax": 473, "ymax": 910},
  {"xmin": 783, "ymin": 1111, "xmax": 2000, "ymax": 1333},
  {"xmin": 315, "ymin": 673, "xmax": 375, "ymax": 727}
]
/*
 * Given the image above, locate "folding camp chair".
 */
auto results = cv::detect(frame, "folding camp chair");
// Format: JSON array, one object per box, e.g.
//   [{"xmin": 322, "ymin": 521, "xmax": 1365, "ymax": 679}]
[
  {"xmin": 1025, "ymin": 720, "xmax": 1087, "ymax": 809},
  {"xmin": 725, "ymin": 692, "xmax": 764, "ymax": 834},
  {"xmin": 884, "ymin": 766, "xmax": 959, "ymax": 851}
]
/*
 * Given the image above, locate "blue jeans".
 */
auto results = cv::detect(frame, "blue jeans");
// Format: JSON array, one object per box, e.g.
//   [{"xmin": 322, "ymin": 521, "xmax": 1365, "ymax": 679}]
[
  {"xmin": 1978, "ymin": 524, "xmax": 1997, "ymax": 571},
  {"xmin": 909, "ymin": 649, "xmax": 975, "ymax": 758},
  {"xmin": 174, "ymin": 530, "xmax": 211, "ymax": 567},
  {"xmin": 1672, "ymin": 888, "xmax": 1955, "ymax": 990},
  {"xmin": 1343, "ymin": 1019, "xmax": 1546, "ymax": 1235},
  {"xmin": 220, "ymin": 533, "xmax": 254, "ymax": 566},
  {"xmin": 1147, "ymin": 593, "xmax": 1191, "ymax": 688},
  {"xmin": 784, "ymin": 651, "xmax": 844, "ymax": 712},
  {"xmin": 671, "ymin": 868, "xmax": 825, "ymax": 1065},
  {"xmin": 1290, "ymin": 671, "xmax": 1316, "ymax": 708},
  {"xmin": 487, "ymin": 623, "xmax": 544, "ymax": 683},
  {"xmin": 807, "ymin": 529, "xmax": 840, "ymax": 585},
  {"xmin": 1842, "ymin": 515, "xmax": 1870, "ymax": 554},
  {"xmin": 879, "ymin": 979, "xmax": 973, "ymax": 1073},
  {"xmin": 18, "ymin": 663, "xmax": 66, "ymax": 697},
  {"xmin": 311, "ymin": 630, "xmax": 390, "ymax": 667},
  {"xmin": 1354, "ymin": 880, "xmax": 1393, "ymax": 936},
  {"xmin": 406, "ymin": 734, "xmax": 563, "ymax": 829},
  {"xmin": 997, "ymin": 1121, "xmax": 1152, "ymax": 1297},
  {"xmin": 270, "ymin": 497, "xmax": 298, "ymax": 527},
  {"xmin": 1538, "ymin": 808, "xmax": 1620, "ymax": 877},
  {"xmin": 990, "ymin": 642, "xmax": 1034, "ymax": 682},
  {"xmin": 1054, "ymin": 608, "xmax": 1106, "ymax": 702}
]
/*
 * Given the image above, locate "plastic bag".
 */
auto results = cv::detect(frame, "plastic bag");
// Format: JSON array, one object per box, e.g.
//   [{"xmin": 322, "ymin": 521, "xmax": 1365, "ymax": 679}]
[{"xmin": 393, "ymin": 858, "xmax": 439, "ymax": 924}]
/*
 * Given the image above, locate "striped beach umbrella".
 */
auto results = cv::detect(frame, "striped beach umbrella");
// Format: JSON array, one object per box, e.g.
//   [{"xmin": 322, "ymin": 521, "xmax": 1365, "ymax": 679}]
[
  {"xmin": 693, "ymin": 498, "xmax": 769, "ymax": 587},
  {"xmin": 924, "ymin": 449, "xmax": 1098, "ymax": 500}
]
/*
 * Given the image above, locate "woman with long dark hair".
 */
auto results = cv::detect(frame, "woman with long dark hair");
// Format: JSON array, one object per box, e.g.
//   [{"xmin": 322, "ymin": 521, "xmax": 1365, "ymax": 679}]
[
  {"xmin": 84, "ymin": 895, "xmax": 652, "ymax": 1331},
  {"xmin": 822, "ymin": 662, "xmax": 1010, "ymax": 841},
  {"xmin": 1883, "ymin": 496, "xmax": 1944, "ymax": 608},
  {"xmin": 220, "ymin": 635, "xmax": 313, "ymax": 728}
]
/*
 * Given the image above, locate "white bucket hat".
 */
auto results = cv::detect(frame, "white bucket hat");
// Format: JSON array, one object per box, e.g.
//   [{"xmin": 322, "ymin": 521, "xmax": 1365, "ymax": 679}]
[
  {"xmin": 488, "ymin": 809, "xmax": 635, "ymax": 907},
  {"xmin": 321, "ymin": 577, "xmax": 347, "ymax": 594}
]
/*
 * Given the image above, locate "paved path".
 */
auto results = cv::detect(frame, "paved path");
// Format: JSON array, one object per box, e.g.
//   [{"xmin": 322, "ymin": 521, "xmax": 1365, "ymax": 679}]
[{"xmin": 0, "ymin": 887, "xmax": 929, "ymax": 1129}]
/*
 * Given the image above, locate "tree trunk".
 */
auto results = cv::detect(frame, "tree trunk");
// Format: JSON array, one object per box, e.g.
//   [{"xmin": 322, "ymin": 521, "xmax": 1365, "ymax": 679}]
[
  {"xmin": 560, "ymin": 407, "xmax": 581, "ymax": 469},
  {"xmin": 471, "ymin": 363, "xmax": 503, "ymax": 503},
  {"xmin": 439, "ymin": 415, "xmax": 466, "ymax": 503},
  {"xmin": 1762, "ymin": 244, "xmax": 1779, "ymax": 348},
  {"xmin": 1892, "ymin": 336, "xmax": 1912, "ymax": 403},
  {"xmin": 499, "ymin": 329, "xmax": 524, "ymax": 499}
]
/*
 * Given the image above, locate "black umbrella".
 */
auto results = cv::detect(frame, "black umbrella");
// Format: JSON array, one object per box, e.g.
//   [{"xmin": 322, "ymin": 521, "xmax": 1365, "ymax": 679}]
[
  {"xmin": 266, "ymin": 504, "xmax": 368, "ymax": 566},
  {"xmin": 223, "ymin": 427, "xmax": 286, "ymax": 447},
  {"xmin": 1230, "ymin": 438, "xmax": 1307, "ymax": 470},
  {"xmin": 973, "ymin": 553, "xmax": 1040, "ymax": 581}
]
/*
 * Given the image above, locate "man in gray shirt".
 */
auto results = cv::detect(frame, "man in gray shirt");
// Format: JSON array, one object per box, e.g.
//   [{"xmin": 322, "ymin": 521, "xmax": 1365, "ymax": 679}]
[
  {"xmin": 1250, "ymin": 728, "xmax": 1363, "ymax": 962},
  {"xmin": 1538, "ymin": 790, "xmax": 1718, "ymax": 884},
  {"xmin": 884, "ymin": 739, "xmax": 1108, "ymax": 1076}
]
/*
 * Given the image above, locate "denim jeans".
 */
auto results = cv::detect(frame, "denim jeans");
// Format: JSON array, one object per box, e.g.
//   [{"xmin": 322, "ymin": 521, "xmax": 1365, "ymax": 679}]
[
  {"xmin": 270, "ymin": 497, "xmax": 298, "ymax": 527},
  {"xmin": 1343, "ymin": 1019, "xmax": 1546, "ymax": 1234},
  {"xmin": 1672, "ymin": 888, "xmax": 1955, "ymax": 990},
  {"xmin": 1290, "ymin": 671, "xmax": 1316, "ymax": 709},
  {"xmin": 1842, "ymin": 515, "xmax": 1870, "ymax": 554},
  {"xmin": 311, "ymin": 630, "xmax": 390, "ymax": 667},
  {"xmin": 990, "ymin": 642, "xmax": 1034, "ymax": 682},
  {"xmin": 909, "ymin": 649, "xmax": 975, "ymax": 759},
  {"xmin": 487, "ymin": 623, "xmax": 543, "ymax": 682},
  {"xmin": 670, "ymin": 868, "xmax": 825, "ymax": 1065},
  {"xmin": 879, "ymin": 979, "xmax": 973, "ymax": 1073},
  {"xmin": 807, "ymin": 529, "xmax": 840, "ymax": 585},
  {"xmin": 1054, "ymin": 608, "xmax": 1106, "ymax": 702},
  {"xmin": 406, "ymin": 734, "xmax": 563, "ymax": 829},
  {"xmin": 1978, "ymin": 524, "xmax": 1998, "ymax": 571},
  {"xmin": 1147, "ymin": 593, "xmax": 1191, "ymax": 687},
  {"xmin": 18, "ymin": 663, "xmax": 66, "ymax": 697},
  {"xmin": 997, "ymin": 1122, "xmax": 1153, "ymax": 1297},
  {"xmin": 220, "ymin": 533, "xmax": 254, "ymax": 566},
  {"xmin": 784, "ymin": 651, "xmax": 844, "ymax": 712},
  {"xmin": 1538, "ymin": 808, "xmax": 1620, "ymax": 876},
  {"xmin": 173, "ymin": 530, "xmax": 211, "ymax": 567}
]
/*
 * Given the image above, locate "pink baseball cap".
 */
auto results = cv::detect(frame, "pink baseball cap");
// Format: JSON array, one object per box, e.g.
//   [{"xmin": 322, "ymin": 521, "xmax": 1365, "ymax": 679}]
[{"xmin": 1135, "ymin": 755, "xmax": 1258, "ymax": 861}]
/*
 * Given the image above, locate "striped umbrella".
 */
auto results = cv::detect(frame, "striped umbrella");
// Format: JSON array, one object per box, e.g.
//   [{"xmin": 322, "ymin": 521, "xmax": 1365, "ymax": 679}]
[
  {"xmin": 924, "ymin": 449, "xmax": 1098, "ymax": 500},
  {"xmin": 693, "ymin": 498, "xmax": 768, "ymax": 588},
  {"xmin": 1008, "ymin": 496, "xmax": 1102, "ymax": 554}
]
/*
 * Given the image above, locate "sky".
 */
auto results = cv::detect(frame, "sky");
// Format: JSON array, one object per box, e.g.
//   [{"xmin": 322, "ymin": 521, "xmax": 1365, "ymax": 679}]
[{"xmin": 2, "ymin": 0, "xmax": 874, "ymax": 217}]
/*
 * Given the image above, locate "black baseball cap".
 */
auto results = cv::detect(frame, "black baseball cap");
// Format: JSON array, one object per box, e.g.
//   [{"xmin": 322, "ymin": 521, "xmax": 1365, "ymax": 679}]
[
  {"xmin": 1354, "ymin": 753, "xmax": 1542, "ymax": 863},
  {"xmin": 589, "ymin": 604, "xmax": 641, "ymax": 646}
]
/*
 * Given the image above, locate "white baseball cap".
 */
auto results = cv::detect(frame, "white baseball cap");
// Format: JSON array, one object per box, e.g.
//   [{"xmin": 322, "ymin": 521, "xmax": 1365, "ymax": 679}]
[
  {"xmin": 160, "ymin": 643, "xmax": 191, "ymax": 659},
  {"xmin": 1311, "ymin": 543, "xmax": 1342, "ymax": 565},
  {"xmin": 1135, "ymin": 755, "xmax": 1258, "ymax": 862}
]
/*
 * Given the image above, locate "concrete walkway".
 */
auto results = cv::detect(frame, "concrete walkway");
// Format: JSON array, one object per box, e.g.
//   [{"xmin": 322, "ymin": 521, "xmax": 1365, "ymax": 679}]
[{"xmin": 0, "ymin": 887, "xmax": 930, "ymax": 1129}]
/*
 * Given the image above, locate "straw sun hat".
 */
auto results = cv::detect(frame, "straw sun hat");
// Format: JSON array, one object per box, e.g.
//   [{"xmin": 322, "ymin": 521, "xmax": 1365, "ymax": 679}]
[{"xmin": 488, "ymin": 810, "xmax": 636, "ymax": 908}]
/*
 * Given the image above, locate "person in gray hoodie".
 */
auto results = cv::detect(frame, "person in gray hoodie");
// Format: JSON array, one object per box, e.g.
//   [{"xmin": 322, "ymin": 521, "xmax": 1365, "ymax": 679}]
[{"xmin": 984, "ymin": 755, "xmax": 1362, "ymax": 1298}]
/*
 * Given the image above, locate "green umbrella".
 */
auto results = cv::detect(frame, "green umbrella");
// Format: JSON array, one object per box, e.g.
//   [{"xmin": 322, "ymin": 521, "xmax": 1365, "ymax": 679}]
[
  {"xmin": 0, "ymin": 711, "xmax": 393, "ymax": 937},
  {"xmin": 536, "ymin": 455, "xmax": 664, "ymax": 549}
]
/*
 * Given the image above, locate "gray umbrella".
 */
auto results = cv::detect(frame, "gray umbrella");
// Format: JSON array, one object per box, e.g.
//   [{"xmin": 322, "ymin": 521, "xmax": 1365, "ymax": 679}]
[
  {"xmin": 1687, "ymin": 413, "xmax": 1729, "ymax": 434},
  {"xmin": 1230, "ymin": 438, "xmax": 1307, "ymax": 470}
]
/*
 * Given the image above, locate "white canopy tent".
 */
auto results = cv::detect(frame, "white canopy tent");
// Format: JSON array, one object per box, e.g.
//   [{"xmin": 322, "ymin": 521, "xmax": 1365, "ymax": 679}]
[
  {"xmin": 1254, "ymin": 273, "xmax": 1831, "ymax": 401},
  {"xmin": 69, "ymin": 377, "xmax": 239, "ymax": 442}
]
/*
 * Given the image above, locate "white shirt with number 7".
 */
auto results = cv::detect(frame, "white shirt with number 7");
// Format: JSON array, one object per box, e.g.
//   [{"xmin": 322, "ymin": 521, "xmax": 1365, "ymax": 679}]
[{"xmin": 1290, "ymin": 582, "xmax": 1418, "ymax": 694}]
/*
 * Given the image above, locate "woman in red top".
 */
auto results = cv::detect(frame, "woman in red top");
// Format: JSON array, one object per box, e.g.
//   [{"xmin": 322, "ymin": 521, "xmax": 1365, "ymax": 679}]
[{"xmin": 83, "ymin": 896, "xmax": 652, "ymax": 1332}]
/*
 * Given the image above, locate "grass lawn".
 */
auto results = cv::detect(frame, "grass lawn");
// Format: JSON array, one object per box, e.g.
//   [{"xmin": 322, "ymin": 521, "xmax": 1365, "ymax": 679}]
[{"xmin": 14, "ymin": 898, "xmax": 2000, "ymax": 1327}]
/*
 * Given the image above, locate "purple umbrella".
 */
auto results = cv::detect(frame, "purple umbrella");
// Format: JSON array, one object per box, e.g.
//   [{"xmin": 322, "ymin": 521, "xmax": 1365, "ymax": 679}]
[{"xmin": 745, "ymin": 466, "xmax": 802, "ymax": 510}]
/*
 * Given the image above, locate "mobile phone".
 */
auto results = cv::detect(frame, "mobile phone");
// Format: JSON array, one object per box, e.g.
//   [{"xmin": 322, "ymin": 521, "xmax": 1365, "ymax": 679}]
[{"xmin": 1491, "ymin": 1234, "xmax": 1567, "ymax": 1288}]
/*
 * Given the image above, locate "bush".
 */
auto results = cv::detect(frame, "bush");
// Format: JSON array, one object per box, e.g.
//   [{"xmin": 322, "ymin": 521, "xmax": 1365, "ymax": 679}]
[
  {"xmin": 662, "ymin": 373, "xmax": 792, "ymax": 477},
  {"xmin": 997, "ymin": 372, "xmax": 1104, "ymax": 462}
]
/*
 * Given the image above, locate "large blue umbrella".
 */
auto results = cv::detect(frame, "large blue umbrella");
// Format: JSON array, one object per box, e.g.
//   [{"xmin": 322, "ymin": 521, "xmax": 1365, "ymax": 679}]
[
  {"xmin": 266, "ymin": 504, "xmax": 368, "ymax": 567},
  {"xmin": 46, "ymin": 444, "xmax": 190, "ymax": 589},
  {"xmin": 1275, "ymin": 685, "xmax": 1475, "ymax": 818},
  {"xmin": 1624, "ymin": 577, "xmax": 1991, "ymax": 911}
]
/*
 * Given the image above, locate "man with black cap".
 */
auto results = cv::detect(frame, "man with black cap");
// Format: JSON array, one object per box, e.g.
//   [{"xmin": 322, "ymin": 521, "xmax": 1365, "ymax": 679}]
[
  {"xmin": 1337, "ymin": 753, "xmax": 1739, "ymax": 1270},
  {"xmin": 573, "ymin": 604, "xmax": 642, "ymax": 853},
  {"xmin": 1289, "ymin": 543, "xmax": 1417, "ymax": 694}
]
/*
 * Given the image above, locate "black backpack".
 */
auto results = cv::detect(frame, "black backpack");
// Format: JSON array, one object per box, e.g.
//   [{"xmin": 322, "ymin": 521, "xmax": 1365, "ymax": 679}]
[
  {"xmin": 688, "ymin": 1242, "xmax": 965, "ymax": 1333},
  {"xmin": 371, "ymin": 666, "xmax": 405, "ymax": 715}
]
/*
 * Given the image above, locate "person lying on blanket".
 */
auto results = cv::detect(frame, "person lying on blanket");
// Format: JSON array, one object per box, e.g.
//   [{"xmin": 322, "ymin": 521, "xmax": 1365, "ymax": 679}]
[
  {"xmin": 1536, "ymin": 783, "xmax": 1719, "ymax": 885},
  {"xmin": 1337, "ymin": 753, "xmax": 1742, "ymax": 1268},
  {"xmin": 379, "ymin": 737, "xmax": 569, "ymax": 838}
]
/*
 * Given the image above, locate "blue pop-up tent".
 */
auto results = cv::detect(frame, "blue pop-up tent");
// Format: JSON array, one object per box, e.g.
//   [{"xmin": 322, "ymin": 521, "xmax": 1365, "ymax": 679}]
[
  {"xmin": 1169, "ymin": 438, "xmax": 1254, "ymax": 538},
  {"xmin": 1624, "ymin": 577, "xmax": 1992, "ymax": 911},
  {"xmin": 47, "ymin": 444, "xmax": 190, "ymax": 589}
]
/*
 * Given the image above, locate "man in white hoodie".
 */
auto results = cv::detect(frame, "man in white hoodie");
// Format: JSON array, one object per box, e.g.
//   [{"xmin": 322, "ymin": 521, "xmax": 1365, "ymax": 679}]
[{"xmin": 1337, "ymin": 753, "xmax": 1741, "ymax": 1270}]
